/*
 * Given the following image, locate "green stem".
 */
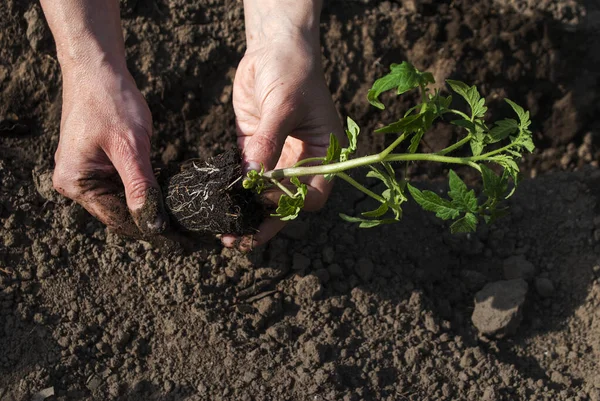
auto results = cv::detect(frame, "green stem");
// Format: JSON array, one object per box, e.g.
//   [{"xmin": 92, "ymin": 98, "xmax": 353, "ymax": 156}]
[
  {"xmin": 269, "ymin": 178, "xmax": 296, "ymax": 198},
  {"xmin": 436, "ymin": 134, "xmax": 472, "ymax": 156},
  {"xmin": 264, "ymin": 152, "xmax": 481, "ymax": 180},
  {"xmin": 336, "ymin": 172, "xmax": 386, "ymax": 203},
  {"xmin": 380, "ymin": 132, "xmax": 408, "ymax": 158},
  {"xmin": 472, "ymin": 143, "xmax": 514, "ymax": 160},
  {"xmin": 293, "ymin": 157, "xmax": 325, "ymax": 167},
  {"xmin": 447, "ymin": 109, "xmax": 470, "ymax": 121}
]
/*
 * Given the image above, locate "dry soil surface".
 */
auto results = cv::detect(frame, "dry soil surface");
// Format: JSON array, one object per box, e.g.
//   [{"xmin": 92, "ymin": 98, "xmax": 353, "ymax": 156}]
[{"xmin": 1, "ymin": 1, "xmax": 600, "ymax": 400}]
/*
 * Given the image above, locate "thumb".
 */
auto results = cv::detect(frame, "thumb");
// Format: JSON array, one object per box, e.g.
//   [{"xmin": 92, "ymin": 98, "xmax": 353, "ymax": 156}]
[
  {"xmin": 240, "ymin": 109, "xmax": 296, "ymax": 172},
  {"xmin": 106, "ymin": 133, "xmax": 168, "ymax": 235}
]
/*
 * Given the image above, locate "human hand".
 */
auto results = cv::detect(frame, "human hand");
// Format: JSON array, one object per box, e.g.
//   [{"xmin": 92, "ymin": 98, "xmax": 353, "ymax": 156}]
[
  {"xmin": 222, "ymin": 30, "xmax": 342, "ymax": 250},
  {"xmin": 52, "ymin": 64, "xmax": 167, "ymax": 237}
]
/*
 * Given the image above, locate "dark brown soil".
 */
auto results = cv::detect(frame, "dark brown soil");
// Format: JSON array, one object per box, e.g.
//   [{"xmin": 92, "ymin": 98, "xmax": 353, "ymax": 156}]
[
  {"xmin": 1, "ymin": 1, "xmax": 600, "ymax": 401},
  {"xmin": 162, "ymin": 150, "xmax": 263, "ymax": 235}
]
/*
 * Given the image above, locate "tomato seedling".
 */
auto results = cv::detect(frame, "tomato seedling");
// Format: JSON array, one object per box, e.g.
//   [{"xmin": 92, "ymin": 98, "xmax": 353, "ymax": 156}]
[{"xmin": 243, "ymin": 62, "xmax": 535, "ymax": 233}]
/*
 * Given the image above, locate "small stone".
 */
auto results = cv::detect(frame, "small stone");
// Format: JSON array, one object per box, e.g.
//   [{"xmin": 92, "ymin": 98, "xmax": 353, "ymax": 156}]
[
  {"xmin": 593, "ymin": 265, "xmax": 600, "ymax": 277},
  {"xmin": 503, "ymin": 255, "xmax": 535, "ymax": 281},
  {"xmin": 296, "ymin": 275, "xmax": 323, "ymax": 300},
  {"xmin": 292, "ymin": 253, "xmax": 311, "ymax": 271},
  {"xmin": 472, "ymin": 279, "xmax": 528, "ymax": 338},
  {"xmin": 534, "ymin": 277, "xmax": 555, "ymax": 298},
  {"xmin": 86, "ymin": 374, "xmax": 102, "ymax": 391},
  {"xmin": 354, "ymin": 257, "xmax": 374, "ymax": 282}
]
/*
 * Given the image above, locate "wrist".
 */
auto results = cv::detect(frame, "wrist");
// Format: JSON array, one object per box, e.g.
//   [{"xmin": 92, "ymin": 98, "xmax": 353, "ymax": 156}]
[{"xmin": 243, "ymin": 0, "xmax": 322, "ymax": 51}]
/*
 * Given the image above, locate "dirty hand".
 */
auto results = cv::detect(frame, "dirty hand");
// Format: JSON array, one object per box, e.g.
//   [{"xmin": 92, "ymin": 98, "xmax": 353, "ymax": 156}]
[
  {"xmin": 53, "ymin": 65, "xmax": 167, "ymax": 236},
  {"xmin": 222, "ymin": 0, "xmax": 342, "ymax": 250},
  {"xmin": 41, "ymin": 0, "xmax": 167, "ymax": 237}
]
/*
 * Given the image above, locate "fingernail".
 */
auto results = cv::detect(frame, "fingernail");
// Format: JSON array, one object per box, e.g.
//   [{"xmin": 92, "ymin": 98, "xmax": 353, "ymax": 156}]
[
  {"xmin": 131, "ymin": 187, "xmax": 168, "ymax": 236},
  {"xmin": 243, "ymin": 161, "xmax": 261, "ymax": 174}
]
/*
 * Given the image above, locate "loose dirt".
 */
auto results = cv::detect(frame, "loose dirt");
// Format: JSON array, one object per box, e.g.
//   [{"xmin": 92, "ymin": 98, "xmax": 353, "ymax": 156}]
[{"xmin": 1, "ymin": 0, "xmax": 599, "ymax": 400}]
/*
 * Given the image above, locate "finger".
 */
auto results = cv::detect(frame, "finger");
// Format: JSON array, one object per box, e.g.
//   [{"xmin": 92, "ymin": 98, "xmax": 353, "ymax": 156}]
[
  {"xmin": 238, "ymin": 107, "xmax": 298, "ymax": 172},
  {"xmin": 221, "ymin": 216, "xmax": 286, "ymax": 252},
  {"xmin": 53, "ymin": 166, "xmax": 143, "ymax": 237},
  {"xmin": 104, "ymin": 130, "xmax": 168, "ymax": 235}
]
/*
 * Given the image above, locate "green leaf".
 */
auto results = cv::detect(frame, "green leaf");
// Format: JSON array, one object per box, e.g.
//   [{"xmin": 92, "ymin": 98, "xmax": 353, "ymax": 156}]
[
  {"xmin": 341, "ymin": 117, "xmax": 359, "ymax": 162},
  {"xmin": 339, "ymin": 213, "xmax": 397, "ymax": 228},
  {"xmin": 447, "ymin": 170, "xmax": 478, "ymax": 213},
  {"xmin": 450, "ymin": 212, "xmax": 478, "ymax": 233},
  {"xmin": 505, "ymin": 99, "xmax": 530, "ymax": 129},
  {"xmin": 480, "ymin": 164, "xmax": 508, "ymax": 199},
  {"xmin": 489, "ymin": 119, "xmax": 519, "ymax": 143},
  {"xmin": 375, "ymin": 114, "xmax": 423, "ymax": 134},
  {"xmin": 451, "ymin": 119, "xmax": 477, "ymax": 132},
  {"xmin": 407, "ymin": 183, "xmax": 461, "ymax": 220},
  {"xmin": 408, "ymin": 130, "xmax": 424, "ymax": 154},
  {"xmin": 324, "ymin": 133, "xmax": 341, "ymax": 164},
  {"xmin": 446, "ymin": 80, "xmax": 488, "ymax": 119},
  {"xmin": 368, "ymin": 62, "xmax": 435, "ymax": 109},
  {"xmin": 272, "ymin": 178, "xmax": 308, "ymax": 220},
  {"xmin": 361, "ymin": 203, "xmax": 389, "ymax": 218},
  {"xmin": 272, "ymin": 194, "xmax": 304, "ymax": 221}
]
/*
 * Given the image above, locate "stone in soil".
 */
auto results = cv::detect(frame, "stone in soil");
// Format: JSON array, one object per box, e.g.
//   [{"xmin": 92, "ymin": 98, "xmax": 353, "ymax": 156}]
[{"xmin": 472, "ymin": 279, "xmax": 529, "ymax": 338}]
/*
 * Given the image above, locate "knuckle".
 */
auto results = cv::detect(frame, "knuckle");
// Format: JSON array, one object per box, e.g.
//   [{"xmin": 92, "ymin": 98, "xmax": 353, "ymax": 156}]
[{"xmin": 52, "ymin": 166, "xmax": 78, "ymax": 198}]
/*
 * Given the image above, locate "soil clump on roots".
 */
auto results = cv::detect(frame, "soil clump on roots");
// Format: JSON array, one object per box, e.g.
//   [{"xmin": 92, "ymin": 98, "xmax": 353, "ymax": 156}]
[{"xmin": 162, "ymin": 150, "xmax": 264, "ymax": 235}]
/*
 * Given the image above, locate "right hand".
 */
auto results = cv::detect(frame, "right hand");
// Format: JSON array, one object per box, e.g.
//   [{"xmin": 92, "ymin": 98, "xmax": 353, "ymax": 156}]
[{"xmin": 52, "ymin": 64, "xmax": 167, "ymax": 237}]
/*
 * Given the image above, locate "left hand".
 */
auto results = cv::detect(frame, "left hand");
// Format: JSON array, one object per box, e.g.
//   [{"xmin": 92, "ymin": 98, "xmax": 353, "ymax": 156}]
[{"xmin": 222, "ymin": 36, "xmax": 343, "ymax": 251}]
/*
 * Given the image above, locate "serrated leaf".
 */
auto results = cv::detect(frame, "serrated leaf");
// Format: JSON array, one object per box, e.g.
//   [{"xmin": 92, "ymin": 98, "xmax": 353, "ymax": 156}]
[
  {"xmin": 361, "ymin": 203, "xmax": 389, "ymax": 218},
  {"xmin": 447, "ymin": 170, "xmax": 478, "ymax": 213},
  {"xmin": 324, "ymin": 133, "xmax": 341, "ymax": 164},
  {"xmin": 272, "ymin": 194, "xmax": 304, "ymax": 221},
  {"xmin": 450, "ymin": 212, "xmax": 478, "ymax": 233},
  {"xmin": 341, "ymin": 117, "xmax": 359, "ymax": 162},
  {"xmin": 446, "ymin": 80, "xmax": 487, "ymax": 119},
  {"xmin": 375, "ymin": 114, "xmax": 423, "ymax": 134},
  {"xmin": 480, "ymin": 164, "xmax": 507, "ymax": 199},
  {"xmin": 505, "ymin": 99, "xmax": 530, "ymax": 129},
  {"xmin": 489, "ymin": 119, "xmax": 519, "ymax": 143},
  {"xmin": 407, "ymin": 183, "xmax": 461, "ymax": 220},
  {"xmin": 368, "ymin": 62, "xmax": 434, "ymax": 109}
]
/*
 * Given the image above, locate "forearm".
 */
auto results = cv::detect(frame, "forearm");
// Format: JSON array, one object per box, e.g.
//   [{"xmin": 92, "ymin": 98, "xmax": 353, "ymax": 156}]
[
  {"xmin": 243, "ymin": 0, "xmax": 323, "ymax": 50},
  {"xmin": 39, "ymin": 0, "xmax": 127, "ymax": 74}
]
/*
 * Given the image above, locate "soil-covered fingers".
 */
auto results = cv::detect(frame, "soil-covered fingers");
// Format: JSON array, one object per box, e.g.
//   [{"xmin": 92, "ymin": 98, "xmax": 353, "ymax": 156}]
[{"xmin": 102, "ymin": 126, "xmax": 168, "ymax": 235}]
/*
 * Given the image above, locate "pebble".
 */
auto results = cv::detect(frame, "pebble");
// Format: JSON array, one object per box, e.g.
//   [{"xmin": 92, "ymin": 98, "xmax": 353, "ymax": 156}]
[
  {"xmin": 327, "ymin": 263, "xmax": 343, "ymax": 278},
  {"xmin": 472, "ymin": 279, "xmax": 528, "ymax": 338}
]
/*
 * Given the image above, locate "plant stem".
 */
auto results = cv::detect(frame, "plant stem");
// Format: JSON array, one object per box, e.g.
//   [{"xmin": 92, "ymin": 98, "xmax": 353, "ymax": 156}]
[
  {"xmin": 336, "ymin": 172, "xmax": 386, "ymax": 203},
  {"xmin": 269, "ymin": 178, "xmax": 296, "ymax": 198},
  {"xmin": 294, "ymin": 157, "xmax": 325, "ymax": 167},
  {"xmin": 264, "ymin": 152, "xmax": 481, "ymax": 180},
  {"xmin": 436, "ymin": 134, "xmax": 472, "ymax": 156}
]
